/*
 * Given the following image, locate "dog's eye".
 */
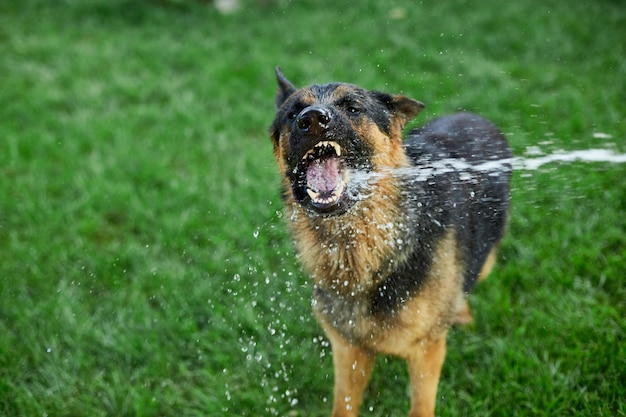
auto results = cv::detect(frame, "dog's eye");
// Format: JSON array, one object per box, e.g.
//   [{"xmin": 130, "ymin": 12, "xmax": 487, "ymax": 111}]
[
  {"xmin": 346, "ymin": 103, "xmax": 363, "ymax": 116},
  {"xmin": 340, "ymin": 99, "xmax": 361, "ymax": 115},
  {"xmin": 287, "ymin": 111, "xmax": 298, "ymax": 120}
]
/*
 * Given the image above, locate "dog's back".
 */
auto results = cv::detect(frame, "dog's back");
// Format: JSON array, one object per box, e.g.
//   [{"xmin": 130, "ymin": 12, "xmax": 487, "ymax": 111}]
[{"xmin": 404, "ymin": 112, "xmax": 513, "ymax": 292}]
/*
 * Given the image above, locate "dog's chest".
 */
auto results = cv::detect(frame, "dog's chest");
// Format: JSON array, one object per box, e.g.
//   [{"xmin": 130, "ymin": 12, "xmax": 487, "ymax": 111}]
[{"xmin": 311, "ymin": 285, "xmax": 444, "ymax": 355}]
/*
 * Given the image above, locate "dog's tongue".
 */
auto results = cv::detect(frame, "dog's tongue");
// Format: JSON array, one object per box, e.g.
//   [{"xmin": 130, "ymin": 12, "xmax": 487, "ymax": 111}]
[{"xmin": 306, "ymin": 157, "xmax": 341, "ymax": 193}]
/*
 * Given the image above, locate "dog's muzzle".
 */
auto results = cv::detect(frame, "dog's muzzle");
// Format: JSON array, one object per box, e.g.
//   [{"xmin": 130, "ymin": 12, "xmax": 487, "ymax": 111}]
[{"xmin": 288, "ymin": 106, "xmax": 352, "ymax": 213}]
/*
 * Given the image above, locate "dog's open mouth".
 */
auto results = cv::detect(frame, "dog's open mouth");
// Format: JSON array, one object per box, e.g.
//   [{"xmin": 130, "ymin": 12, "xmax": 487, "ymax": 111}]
[{"xmin": 297, "ymin": 141, "xmax": 349, "ymax": 210}]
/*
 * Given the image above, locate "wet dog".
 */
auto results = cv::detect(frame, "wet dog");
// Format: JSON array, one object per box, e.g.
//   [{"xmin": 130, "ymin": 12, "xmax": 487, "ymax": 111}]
[{"xmin": 269, "ymin": 68, "xmax": 512, "ymax": 417}]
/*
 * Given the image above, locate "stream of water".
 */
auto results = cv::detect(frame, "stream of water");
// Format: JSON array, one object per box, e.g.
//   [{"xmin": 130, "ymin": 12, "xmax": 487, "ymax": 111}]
[
  {"xmin": 347, "ymin": 148, "xmax": 626, "ymax": 188},
  {"xmin": 513, "ymin": 148, "xmax": 626, "ymax": 170}
]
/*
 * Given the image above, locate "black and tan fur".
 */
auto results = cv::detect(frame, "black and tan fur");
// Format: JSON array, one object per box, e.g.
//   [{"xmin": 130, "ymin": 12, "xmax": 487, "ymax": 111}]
[{"xmin": 269, "ymin": 68, "xmax": 512, "ymax": 417}]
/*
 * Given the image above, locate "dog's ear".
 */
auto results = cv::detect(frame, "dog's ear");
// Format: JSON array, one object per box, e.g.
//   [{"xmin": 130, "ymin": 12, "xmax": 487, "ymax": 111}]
[
  {"xmin": 372, "ymin": 91, "xmax": 424, "ymax": 130},
  {"xmin": 275, "ymin": 67, "xmax": 297, "ymax": 109}
]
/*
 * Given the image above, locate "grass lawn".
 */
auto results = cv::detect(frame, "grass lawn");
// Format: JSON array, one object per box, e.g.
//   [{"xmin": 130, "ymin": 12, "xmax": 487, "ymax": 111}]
[{"xmin": 1, "ymin": 0, "xmax": 624, "ymax": 416}]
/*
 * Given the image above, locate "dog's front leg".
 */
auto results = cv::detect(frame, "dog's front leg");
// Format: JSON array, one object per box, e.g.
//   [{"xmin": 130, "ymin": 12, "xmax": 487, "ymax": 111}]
[
  {"xmin": 406, "ymin": 334, "xmax": 447, "ymax": 417},
  {"xmin": 325, "ymin": 328, "xmax": 375, "ymax": 417}
]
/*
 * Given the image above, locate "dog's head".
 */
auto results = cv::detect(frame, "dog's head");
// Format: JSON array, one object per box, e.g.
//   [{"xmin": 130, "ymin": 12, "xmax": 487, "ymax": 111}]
[{"xmin": 270, "ymin": 68, "xmax": 424, "ymax": 216}]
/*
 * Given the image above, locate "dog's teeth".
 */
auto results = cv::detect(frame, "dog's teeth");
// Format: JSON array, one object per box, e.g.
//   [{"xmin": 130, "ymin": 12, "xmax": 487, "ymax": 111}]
[
  {"xmin": 333, "ymin": 142, "xmax": 342, "ymax": 157},
  {"xmin": 307, "ymin": 183, "xmax": 347, "ymax": 205},
  {"xmin": 304, "ymin": 141, "xmax": 342, "ymax": 160},
  {"xmin": 307, "ymin": 188, "xmax": 320, "ymax": 200}
]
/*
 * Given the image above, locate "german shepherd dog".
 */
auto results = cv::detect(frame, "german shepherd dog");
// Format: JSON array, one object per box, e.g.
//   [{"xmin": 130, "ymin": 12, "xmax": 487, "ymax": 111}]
[{"xmin": 269, "ymin": 68, "xmax": 512, "ymax": 417}]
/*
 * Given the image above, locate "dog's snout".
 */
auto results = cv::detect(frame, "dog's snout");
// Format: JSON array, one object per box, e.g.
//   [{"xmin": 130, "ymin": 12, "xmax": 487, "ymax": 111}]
[{"xmin": 296, "ymin": 107, "xmax": 331, "ymax": 135}]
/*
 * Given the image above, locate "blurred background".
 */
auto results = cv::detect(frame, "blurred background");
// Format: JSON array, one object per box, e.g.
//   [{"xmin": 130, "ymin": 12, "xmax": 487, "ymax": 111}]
[{"xmin": 1, "ymin": 0, "xmax": 624, "ymax": 416}]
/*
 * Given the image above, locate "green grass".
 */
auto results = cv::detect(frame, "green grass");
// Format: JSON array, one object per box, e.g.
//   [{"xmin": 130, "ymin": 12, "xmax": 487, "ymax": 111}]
[{"xmin": 1, "ymin": 0, "xmax": 624, "ymax": 416}]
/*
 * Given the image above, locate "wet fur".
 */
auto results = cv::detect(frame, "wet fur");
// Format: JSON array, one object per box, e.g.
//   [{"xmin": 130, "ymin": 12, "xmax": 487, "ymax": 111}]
[{"xmin": 270, "ymin": 68, "xmax": 512, "ymax": 417}]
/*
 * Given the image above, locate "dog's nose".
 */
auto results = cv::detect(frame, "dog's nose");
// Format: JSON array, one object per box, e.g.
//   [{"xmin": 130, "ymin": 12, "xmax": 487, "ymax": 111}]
[{"xmin": 296, "ymin": 107, "xmax": 331, "ymax": 135}]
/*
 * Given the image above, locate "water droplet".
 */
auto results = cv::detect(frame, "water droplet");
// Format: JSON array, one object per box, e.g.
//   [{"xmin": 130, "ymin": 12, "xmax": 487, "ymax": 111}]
[
  {"xmin": 253, "ymin": 228, "xmax": 260, "ymax": 238},
  {"xmin": 290, "ymin": 203, "xmax": 299, "ymax": 221}
]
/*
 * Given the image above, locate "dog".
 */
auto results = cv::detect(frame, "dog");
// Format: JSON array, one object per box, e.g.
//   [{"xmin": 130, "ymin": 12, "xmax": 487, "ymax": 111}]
[{"xmin": 269, "ymin": 68, "xmax": 512, "ymax": 417}]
